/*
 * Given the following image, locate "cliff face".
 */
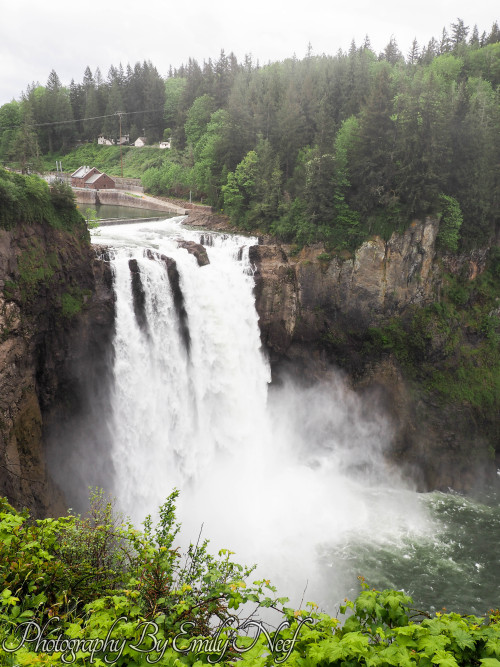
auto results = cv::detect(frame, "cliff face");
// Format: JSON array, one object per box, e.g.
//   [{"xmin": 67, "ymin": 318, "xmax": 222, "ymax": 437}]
[
  {"xmin": 0, "ymin": 222, "xmax": 114, "ymax": 516},
  {"xmin": 250, "ymin": 218, "xmax": 497, "ymax": 491}
]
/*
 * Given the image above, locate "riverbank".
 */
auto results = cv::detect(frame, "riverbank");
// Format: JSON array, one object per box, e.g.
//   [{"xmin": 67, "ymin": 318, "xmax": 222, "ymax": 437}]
[{"xmin": 152, "ymin": 196, "xmax": 241, "ymax": 233}]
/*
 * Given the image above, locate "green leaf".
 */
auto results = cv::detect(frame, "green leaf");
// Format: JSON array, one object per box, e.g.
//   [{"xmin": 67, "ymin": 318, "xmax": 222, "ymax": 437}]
[{"xmin": 432, "ymin": 649, "xmax": 460, "ymax": 667}]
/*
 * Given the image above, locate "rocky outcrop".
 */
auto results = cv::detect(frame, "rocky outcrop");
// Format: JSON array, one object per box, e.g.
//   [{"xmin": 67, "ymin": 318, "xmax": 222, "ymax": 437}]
[
  {"xmin": 0, "ymin": 222, "xmax": 115, "ymax": 516},
  {"xmin": 128, "ymin": 259, "xmax": 149, "ymax": 334},
  {"xmin": 177, "ymin": 240, "xmax": 210, "ymax": 267},
  {"xmin": 250, "ymin": 218, "xmax": 497, "ymax": 491},
  {"xmin": 251, "ymin": 218, "xmax": 445, "ymax": 353}
]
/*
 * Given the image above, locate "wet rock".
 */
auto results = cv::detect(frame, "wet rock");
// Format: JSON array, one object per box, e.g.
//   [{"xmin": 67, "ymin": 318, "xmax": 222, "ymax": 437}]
[
  {"xmin": 0, "ymin": 223, "xmax": 115, "ymax": 517},
  {"xmin": 128, "ymin": 259, "xmax": 149, "ymax": 334},
  {"xmin": 177, "ymin": 240, "xmax": 210, "ymax": 267}
]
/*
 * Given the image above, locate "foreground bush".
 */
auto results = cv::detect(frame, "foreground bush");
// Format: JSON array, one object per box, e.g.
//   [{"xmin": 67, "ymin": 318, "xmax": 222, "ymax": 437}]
[
  {"xmin": 0, "ymin": 168, "xmax": 84, "ymax": 231},
  {"xmin": 0, "ymin": 491, "xmax": 499, "ymax": 665}
]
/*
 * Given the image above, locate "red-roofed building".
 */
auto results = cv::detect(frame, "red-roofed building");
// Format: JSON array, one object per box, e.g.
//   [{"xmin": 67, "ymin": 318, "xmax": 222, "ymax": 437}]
[
  {"xmin": 84, "ymin": 172, "xmax": 115, "ymax": 190},
  {"xmin": 70, "ymin": 166, "xmax": 115, "ymax": 189},
  {"xmin": 71, "ymin": 166, "xmax": 100, "ymax": 187}
]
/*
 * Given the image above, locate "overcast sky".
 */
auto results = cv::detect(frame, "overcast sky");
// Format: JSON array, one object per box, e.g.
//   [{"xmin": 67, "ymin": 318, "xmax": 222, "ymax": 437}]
[{"xmin": 0, "ymin": 0, "xmax": 497, "ymax": 106}]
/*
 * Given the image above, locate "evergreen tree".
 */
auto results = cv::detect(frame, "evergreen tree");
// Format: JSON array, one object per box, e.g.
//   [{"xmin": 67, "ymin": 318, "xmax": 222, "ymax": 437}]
[
  {"xmin": 164, "ymin": 76, "xmax": 187, "ymax": 139},
  {"xmin": 143, "ymin": 62, "xmax": 166, "ymax": 141},
  {"xmin": 102, "ymin": 82, "xmax": 124, "ymax": 139},
  {"xmin": 9, "ymin": 107, "xmax": 43, "ymax": 173},
  {"xmin": 349, "ymin": 65, "xmax": 398, "ymax": 219},
  {"xmin": 439, "ymin": 28, "xmax": 452, "ymax": 54},
  {"xmin": 0, "ymin": 100, "xmax": 21, "ymax": 160},
  {"xmin": 469, "ymin": 25, "xmax": 480, "ymax": 49},
  {"xmin": 451, "ymin": 18, "xmax": 469, "ymax": 52},
  {"xmin": 420, "ymin": 37, "xmax": 439, "ymax": 64},
  {"xmin": 69, "ymin": 79, "xmax": 85, "ymax": 138},
  {"xmin": 407, "ymin": 38, "xmax": 420, "ymax": 65},
  {"xmin": 42, "ymin": 70, "xmax": 74, "ymax": 152},
  {"xmin": 486, "ymin": 21, "xmax": 500, "ymax": 44},
  {"xmin": 382, "ymin": 37, "xmax": 403, "ymax": 64}
]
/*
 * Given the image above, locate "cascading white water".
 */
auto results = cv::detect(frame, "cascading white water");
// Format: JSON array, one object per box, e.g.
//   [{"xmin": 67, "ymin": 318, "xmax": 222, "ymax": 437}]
[
  {"xmin": 93, "ymin": 217, "xmax": 430, "ymax": 610},
  {"xmin": 108, "ymin": 223, "xmax": 270, "ymax": 509}
]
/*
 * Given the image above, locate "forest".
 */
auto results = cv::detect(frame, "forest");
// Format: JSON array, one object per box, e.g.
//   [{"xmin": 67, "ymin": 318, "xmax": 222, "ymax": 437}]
[{"xmin": 0, "ymin": 19, "xmax": 499, "ymax": 250}]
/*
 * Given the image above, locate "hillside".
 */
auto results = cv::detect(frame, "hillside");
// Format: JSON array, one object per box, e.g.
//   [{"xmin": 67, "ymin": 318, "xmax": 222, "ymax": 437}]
[{"xmin": 0, "ymin": 18, "xmax": 498, "ymax": 250}]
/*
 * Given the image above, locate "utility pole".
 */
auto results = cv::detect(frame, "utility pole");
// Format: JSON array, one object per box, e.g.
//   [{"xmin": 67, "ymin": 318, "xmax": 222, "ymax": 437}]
[{"xmin": 117, "ymin": 112, "xmax": 124, "ymax": 178}]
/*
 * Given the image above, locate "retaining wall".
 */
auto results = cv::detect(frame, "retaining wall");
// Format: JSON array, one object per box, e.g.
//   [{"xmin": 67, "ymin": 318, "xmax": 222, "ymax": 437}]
[{"xmin": 73, "ymin": 189, "xmax": 187, "ymax": 214}]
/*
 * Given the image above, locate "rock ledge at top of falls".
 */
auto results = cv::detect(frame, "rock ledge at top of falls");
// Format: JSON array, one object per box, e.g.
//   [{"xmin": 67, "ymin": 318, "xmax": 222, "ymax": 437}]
[{"xmin": 177, "ymin": 240, "xmax": 210, "ymax": 266}]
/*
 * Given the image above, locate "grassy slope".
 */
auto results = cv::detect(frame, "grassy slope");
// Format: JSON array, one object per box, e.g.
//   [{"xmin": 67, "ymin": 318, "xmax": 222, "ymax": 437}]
[{"xmin": 42, "ymin": 144, "xmax": 168, "ymax": 179}]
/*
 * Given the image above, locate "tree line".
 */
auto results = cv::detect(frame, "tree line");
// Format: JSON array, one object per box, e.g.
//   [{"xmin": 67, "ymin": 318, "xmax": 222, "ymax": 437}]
[{"xmin": 0, "ymin": 18, "xmax": 499, "ymax": 249}]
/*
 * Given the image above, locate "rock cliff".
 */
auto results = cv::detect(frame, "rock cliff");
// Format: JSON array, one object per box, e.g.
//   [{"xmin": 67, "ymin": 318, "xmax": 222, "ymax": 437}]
[
  {"xmin": 0, "ymin": 222, "xmax": 114, "ymax": 516},
  {"xmin": 250, "ymin": 218, "xmax": 497, "ymax": 491}
]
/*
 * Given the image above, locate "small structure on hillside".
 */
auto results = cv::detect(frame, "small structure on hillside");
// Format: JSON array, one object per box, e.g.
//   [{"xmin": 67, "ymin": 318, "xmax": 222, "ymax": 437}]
[
  {"xmin": 84, "ymin": 172, "xmax": 115, "ymax": 189},
  {"xmin": 71, "ymin": 166, "xmax": 100, "ymax": 187},
  {"xmin": 70, "ymin": 166, "xmax": 115, "ymax": 189},
  {"xmin": 117, "ymin": 134, "xmax": 130, "ymax": 145},
  {"xmin": 159, "ymin": 139, "xmax": 171, "ymax": 149},
  {"xmin": 134, "ymin": 137, "xmax": 147, "ymax": 147},
  {"xmin": 98, "ymin": 135, "xmax": 114, "ymax": 146}
]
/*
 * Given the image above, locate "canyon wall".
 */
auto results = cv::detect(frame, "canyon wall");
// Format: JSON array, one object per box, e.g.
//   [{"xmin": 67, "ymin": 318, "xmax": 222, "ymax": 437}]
[
  {"xmin": 0, "ymin": 221, "xmax": 114, "ymax": 516},
  {"xmin": 250, "ymin": 218, "xmax": 498, "ymax": 491}
]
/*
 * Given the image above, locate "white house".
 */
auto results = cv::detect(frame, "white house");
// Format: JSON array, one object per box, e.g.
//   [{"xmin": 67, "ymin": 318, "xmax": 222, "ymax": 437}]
[
  {"xmin": 134, "ymin": 137, "xmax": 147, "ymax": 147},
  {"xmin": 159, "ymin": 139, "xmax": 171, "ymax": 149},
  {"xmin": 98, "ymin": 135, "xmax": 114, "ymax": 146}
]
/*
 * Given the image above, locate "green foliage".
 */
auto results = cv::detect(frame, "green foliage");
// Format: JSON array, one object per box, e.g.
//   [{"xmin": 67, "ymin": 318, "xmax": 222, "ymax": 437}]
[
  {"xmin": 0, "ymin": 491, "xmax": 286, "ymax": 665},
  {"xmin": 222, "ymin": 150, "xmax": 260, "ymax": 228},
  {"xmin": 143, "ymin": 159, "xmax": 192, "ymax": 197},
  {"xmin": 364, "ymin": 249, "xmax": 500, "ymax": 417},
  {"xmin": 1, "ymin": 498, "xmax": 500, "ymax": 666},
  {"xmin": 0, "ymin": 169, "xmax": 84, "ymax": 232},
  {"xmin": 184, "ymin": 95, "xmax": 216, "ymax": 146},
  {"xmin": 84, "ymin": 206, "xmax": 100, "ymax": 229},
  {"xmin": 437, "ymin": 194, "xmax": 463, "ymax": 251},
  {"xmin": 60, "ymin": 291, "xmax": 84, "ymax": 318},
  {"xmin": 16, "ymin": 238, "xmax": 59, "ymax": 302}
]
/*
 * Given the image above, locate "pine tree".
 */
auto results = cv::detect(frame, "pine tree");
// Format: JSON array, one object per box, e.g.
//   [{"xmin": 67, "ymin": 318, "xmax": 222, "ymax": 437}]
[
  {"xmin": 451, "ymin": 18, "xmax": 469, "ymax": 51},
  {"xmin": 43, "ymin": 69, "xmax": 74, "ymax": 152},
  {"xmin": 407, "ymin": 38, "xmax": 420, "ymax": 65},
  {"xmin": 349, "ymin": 65, "xmax": 398, "ymax": 218},
  {"xmin": 10, "ymin": 107, "xmax": 43, "ymax": 173},
  {"xmin": 469, "ymin": 25, "xmax": 480, "ymax": 49},
  {"xmin": 486, "ymin": 21, "xmax": 500, "ymax": 44},
  {"xmin": 382, "ymin": 37, "xmax": 403, "ymax": 64},
  {"xmin": 439, "ymin": 27, "xmax": 451, "ymax": 53}
]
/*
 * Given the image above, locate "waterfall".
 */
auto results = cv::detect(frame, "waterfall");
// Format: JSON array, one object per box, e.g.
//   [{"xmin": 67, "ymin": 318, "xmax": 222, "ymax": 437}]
[
  {"xmin": 108, "ymin": 221, "xmax": 270, "ymax": 512},
  {"xmin": 93, "ymin": 217, "xmax": 429, "ymax": 609}
]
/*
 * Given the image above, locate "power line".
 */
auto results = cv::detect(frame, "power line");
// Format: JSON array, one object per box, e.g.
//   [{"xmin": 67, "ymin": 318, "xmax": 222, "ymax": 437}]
[{"xmin": 0, "ymin": 107, "xmax": 165, "ymax": 131}]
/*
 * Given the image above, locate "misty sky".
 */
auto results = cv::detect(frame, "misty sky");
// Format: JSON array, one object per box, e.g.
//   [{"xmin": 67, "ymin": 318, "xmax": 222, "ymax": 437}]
[{"xmin": 0, "ymin": 0, "xmax": 498, "ymax": 106}]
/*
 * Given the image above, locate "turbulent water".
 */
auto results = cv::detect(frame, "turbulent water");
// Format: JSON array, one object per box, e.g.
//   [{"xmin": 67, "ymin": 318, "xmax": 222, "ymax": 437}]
[{"xmin": 89, "ymin": 217, "xmax": 500, "ymax": 616}]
